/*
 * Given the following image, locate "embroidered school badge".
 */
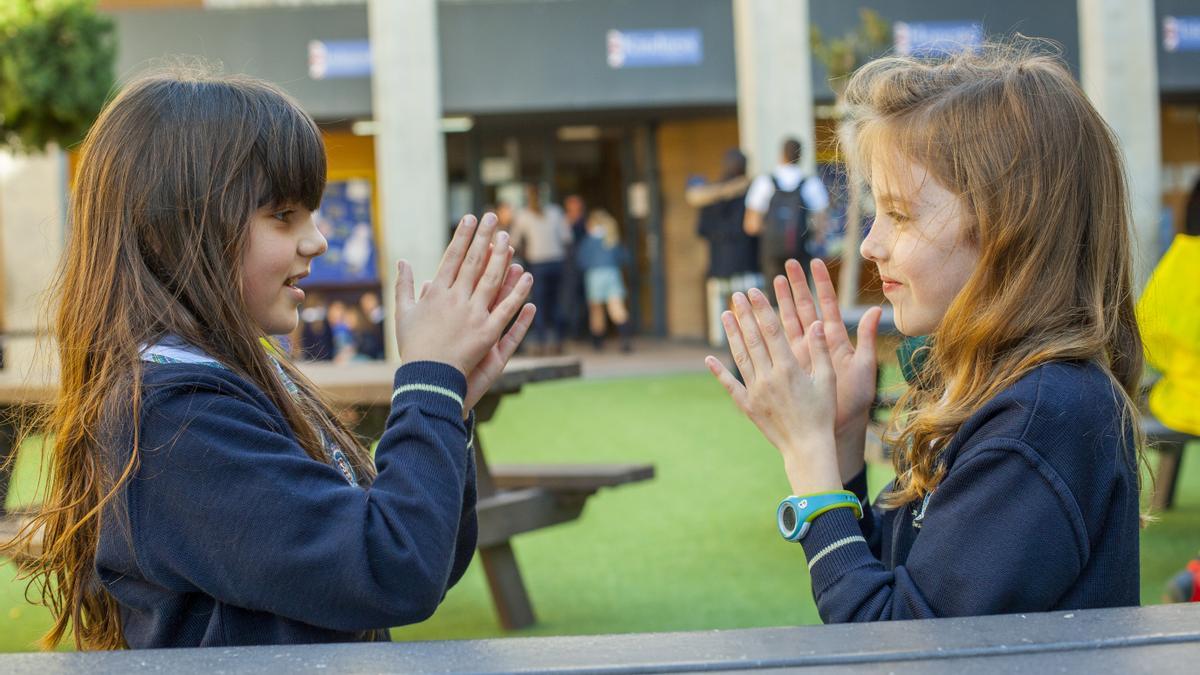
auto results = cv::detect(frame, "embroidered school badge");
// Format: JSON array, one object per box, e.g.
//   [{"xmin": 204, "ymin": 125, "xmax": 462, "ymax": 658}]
[
  {"xmin": 912, "ymin": 492, "xmax": 934, "ymax": 529},
  {"xmin": 332, "ymin": 449, "xmax": 359, "ymax": 486}
]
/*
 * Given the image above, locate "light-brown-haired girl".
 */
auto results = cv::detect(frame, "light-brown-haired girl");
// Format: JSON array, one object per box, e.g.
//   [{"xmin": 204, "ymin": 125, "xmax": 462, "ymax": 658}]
[{"xmin": 707, "ymin": 43, "xmax": 1145, "ymax": 621}]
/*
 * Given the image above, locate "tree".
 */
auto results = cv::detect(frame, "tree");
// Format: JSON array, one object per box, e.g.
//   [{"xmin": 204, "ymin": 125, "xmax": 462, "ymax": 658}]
[
  {"xmin": 0, "ymin": 1, "xmax": 113, "ymax": 349},
  {"xmin": 811, "ymin": 9, "xmax": 890, "ymax": 308},
  {"xmin": 0, "ymin": 0, "xmax": 115, "ymax": 153}
]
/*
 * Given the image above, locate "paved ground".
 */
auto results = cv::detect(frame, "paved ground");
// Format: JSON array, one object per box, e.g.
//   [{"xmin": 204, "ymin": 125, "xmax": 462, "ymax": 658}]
[{"xmin": 547, "ymin": 338, "xmax": 720, "ymax": 380}]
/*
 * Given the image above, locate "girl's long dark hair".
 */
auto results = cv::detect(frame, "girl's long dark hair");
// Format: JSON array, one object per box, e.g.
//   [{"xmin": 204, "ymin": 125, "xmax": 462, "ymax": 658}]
[{"xmin": 10, "ymin": 66, "xmax": 377, "ymax": 650}]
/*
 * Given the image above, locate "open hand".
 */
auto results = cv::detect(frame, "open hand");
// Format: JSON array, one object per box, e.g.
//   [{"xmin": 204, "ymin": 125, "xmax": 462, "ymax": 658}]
[
  {"xmin": 705, "ymin": 288, "xmax": 841, "ymax": 495},
  {"xmin": 394, "ymin": 214, "xmax": 535, "ymax": 411},
  {"xmin": 463, "ymin": 259, "xmax": 536, "ymax": 413},
  {"xmin": 777, "ymin": 259, "xmax": 882, "ymax": 437}
]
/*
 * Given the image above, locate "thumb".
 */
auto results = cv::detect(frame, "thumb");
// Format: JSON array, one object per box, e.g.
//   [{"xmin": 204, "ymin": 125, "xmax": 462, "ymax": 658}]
[
  {"xmin": 395, "ymin": 260, "xmax": 415, "ymax": 315},
  {"xmin": 808, "ymin": 321, "xmax": 834, "ymax": 388},
  {"xmin": 706, "ymin": 355, "xmax": 751, "ymax": 415},
  {"xmin": 854, "ymin": 306, "xmax": 883, "ymax": 365}
]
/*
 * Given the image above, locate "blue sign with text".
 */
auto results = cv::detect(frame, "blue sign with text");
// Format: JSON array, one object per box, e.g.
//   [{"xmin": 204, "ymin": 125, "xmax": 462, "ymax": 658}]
[
  {"xmin": 894, "ymin": 21, "xmax": 983, "ymax": 57},
  {"xmin": 308, "ymin": 39, "xmax": 372, "ymax": 80},
  {"xmin": 1164, "ymin": 16, "xmax": 1200, "ymax": 53},
  {"xmin": 305, "ymin": 179, "xmax": 379, "ymax": 285},
  {"xmin": 607, "ymin": 29, "xmax": 703, "ymax": 69}
]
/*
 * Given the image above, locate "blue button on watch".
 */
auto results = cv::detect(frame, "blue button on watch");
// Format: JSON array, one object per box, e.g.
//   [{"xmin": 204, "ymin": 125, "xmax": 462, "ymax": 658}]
[{"xmin": 777, "ymin": 491, "xmax": 863, "ymax": 542}]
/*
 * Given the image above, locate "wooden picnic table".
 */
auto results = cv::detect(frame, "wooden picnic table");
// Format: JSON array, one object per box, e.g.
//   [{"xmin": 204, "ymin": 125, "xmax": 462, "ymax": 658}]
[
  {"xmin": 0, "ymin": 602, "xmax": 1195, "ymax": 672},
  {"xmin": 0, "ymin": 356, "xmax": 655, "ymax": 631}
]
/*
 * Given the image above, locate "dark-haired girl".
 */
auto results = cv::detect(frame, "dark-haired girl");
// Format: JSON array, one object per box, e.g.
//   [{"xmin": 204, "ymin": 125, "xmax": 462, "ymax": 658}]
[{"xmin": 12, "ymin": 70, "xmax": 535, "ymax": 649}]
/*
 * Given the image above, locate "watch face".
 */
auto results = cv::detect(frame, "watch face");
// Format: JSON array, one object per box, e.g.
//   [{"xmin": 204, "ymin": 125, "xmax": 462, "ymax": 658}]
[{"xmin": 781, "ymin": 504, "xmax": 798, "ymax": 533}]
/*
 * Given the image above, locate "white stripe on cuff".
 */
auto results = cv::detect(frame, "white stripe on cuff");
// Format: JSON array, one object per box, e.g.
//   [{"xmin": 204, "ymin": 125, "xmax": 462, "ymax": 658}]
[
  {"xmin": 807, "ymin": 535, "xmax": 867, "ymax": 571},
  {"xmin": 392, "ymin": 383, "xmax": 465, "ymax": 408}
]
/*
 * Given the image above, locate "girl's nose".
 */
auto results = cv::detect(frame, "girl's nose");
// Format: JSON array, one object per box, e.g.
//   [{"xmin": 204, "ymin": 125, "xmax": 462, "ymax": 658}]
[
  {"xmin": 300, "ymin": 219, "xmax": 328, "ymax": 258},
  {"xmin": 860, "ymin": 220, "xmax": 887, "ymax": 263}
]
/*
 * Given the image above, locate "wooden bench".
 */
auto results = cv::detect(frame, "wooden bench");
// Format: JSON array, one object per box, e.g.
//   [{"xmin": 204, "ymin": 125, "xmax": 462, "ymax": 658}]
[
  {"xmin": 0, "ymin": 603, "xmax": 1194, "ymax": 672},
  {"xmin": 477, "ymin": 464, "xmax": 655, "ymax": 546},
  {"xmin": 0, "ymin": 508, "xmax": 37, "ymax": 564},
  {"xmin": 1143, "ymin": 415, "xmax": 1198, "ymax": 511}
]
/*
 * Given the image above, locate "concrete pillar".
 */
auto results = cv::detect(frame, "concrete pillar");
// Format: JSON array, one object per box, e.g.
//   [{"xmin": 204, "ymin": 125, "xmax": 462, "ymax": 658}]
[
  {"xmin": 367, "ymin": 0, "xmax": 446, "ymax": 361},
  {"xmin": 733, "ymin": 0, "xmax": 817, "ymax": 176},
  {"xmin": 0, "ymin": 147, "xmax": 66, "ymax": 374},
  {"xmin": 1078, "ymin": 0, "xmax": 1161, "ymax": 288}
]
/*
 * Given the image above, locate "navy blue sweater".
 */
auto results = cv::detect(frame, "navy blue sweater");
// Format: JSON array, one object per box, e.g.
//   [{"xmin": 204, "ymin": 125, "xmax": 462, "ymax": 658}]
[
  {"xmin": 95, "ymin": 361, "xmax": 478, "ymax": 647},
  {"xmin": 800, "ymin": 360, "xmax": 1141, "ymax": 621}
]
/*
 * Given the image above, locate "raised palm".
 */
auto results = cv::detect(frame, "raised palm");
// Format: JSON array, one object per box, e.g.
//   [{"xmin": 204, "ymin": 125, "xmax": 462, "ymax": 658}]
[
  {"xmin": 774, "ymin": 259, "xmax": 882, "ymax": 437},
  {"xmin": 464, "ymin": 263, "xmax": 535, "ymax": 412}
]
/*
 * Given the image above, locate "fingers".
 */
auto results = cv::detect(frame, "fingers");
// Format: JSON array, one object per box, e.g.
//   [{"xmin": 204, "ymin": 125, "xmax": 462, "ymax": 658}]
[
  {"xmin": 785, "ymin": 259, "xmax": 819, "ymax": 332},
  {"xmin": 722, "ymin": 309, "xmax": 754, "ymax": 384},
  {"xmin": 705, "ymin": 355, "xmax": 751, "ymax": 413},
  {"xmin": 811, "ymin": 259, "xmax": 852, "ymax": 356},
  {"xmin": 496, "ymin": 304, "xmax": 536, "ymax": 362},
  {"xmin": 472, "ymin": 232, "xmax": 513, "ymax": 305},
  {"xmin": 854, "ymin": 305, "xmax": 883, "ymax": 366},
  {"xmin": 454, "ymin": 213, "xmax": 499, "ymax": 292},
  {"xmin": 491, "ymin": 264, "xmax": 525, "ymax": 311},
  {"xmin": 487, "ymin": 271, "xmax": 535, "ymax": 336},
  {"xmin": 395, "ymin": 260, "xmax": 415, "ymax": 316},
  {"xmin": 731, "ymin": 292, "xmax": 772, "ymax": 376},
  {"xmin": 747, "ymin": 287, "xmax": 792, "ymax": 366},
  {"xmin": 419, "ymin": 280, "xmax": 432, "ymax": 300},
  {"xmin": 807, "ymin": 321, "xmax": 835, "ymax": 389},
  {"xmin": 433, "ymin": 214, "xmax": 478, "ymax": 287},
  {"xmin": 775, "ymin": 275, "xmax": 801, "ymax": 341}
]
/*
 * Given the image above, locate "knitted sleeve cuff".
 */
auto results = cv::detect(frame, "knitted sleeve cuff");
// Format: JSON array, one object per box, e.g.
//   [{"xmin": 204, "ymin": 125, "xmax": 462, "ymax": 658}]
[
  {"xmin": 392, "ymin": 361, "xmax": 468, "ymax": 421},
  {"xmin": 798, "ymin": 506, "xmax": 877, "ymax": 594}
]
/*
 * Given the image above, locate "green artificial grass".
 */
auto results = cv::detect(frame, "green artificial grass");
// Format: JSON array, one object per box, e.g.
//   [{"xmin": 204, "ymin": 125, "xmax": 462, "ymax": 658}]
[{"xmin": 3, "ymin": 372, "xmax": 1200, "ymax": 651}]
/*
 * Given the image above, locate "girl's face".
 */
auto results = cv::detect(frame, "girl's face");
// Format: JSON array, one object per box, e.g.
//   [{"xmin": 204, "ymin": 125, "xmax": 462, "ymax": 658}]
[
  {"xmin": 242, "ymin": 204, "xmax": 328, "ymax": 335},
  {"xmin": 860, "ymin": 153, "xmax": 979, "ymax": 336}
]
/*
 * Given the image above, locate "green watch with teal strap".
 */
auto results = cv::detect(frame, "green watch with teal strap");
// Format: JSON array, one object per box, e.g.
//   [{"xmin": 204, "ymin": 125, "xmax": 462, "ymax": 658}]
[{"xmin": 777, "ymin": 491, "xmax": 863, "ymax": 542}]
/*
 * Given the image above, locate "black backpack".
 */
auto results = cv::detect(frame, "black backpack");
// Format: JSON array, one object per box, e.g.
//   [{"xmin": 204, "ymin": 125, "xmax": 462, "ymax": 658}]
[{"xmin": 760, "ymin": 175, "xmax": 810, "ymax": 259}]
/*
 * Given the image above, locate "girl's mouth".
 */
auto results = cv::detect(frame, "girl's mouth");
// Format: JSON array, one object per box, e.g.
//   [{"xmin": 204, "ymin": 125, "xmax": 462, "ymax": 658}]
[{"xmin": 285, "ymin": 273, "xmax": 308, "ymax": 301}]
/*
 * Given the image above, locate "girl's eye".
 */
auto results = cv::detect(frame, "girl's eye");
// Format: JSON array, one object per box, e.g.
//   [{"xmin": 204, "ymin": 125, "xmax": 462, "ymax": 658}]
[
  {"xmin": 888, "ymin": 211, "xmax": 910, "ymax": 224},
  {"xmin": 272, "ymin": 210, "xmax": 293, "ymax": 223}
]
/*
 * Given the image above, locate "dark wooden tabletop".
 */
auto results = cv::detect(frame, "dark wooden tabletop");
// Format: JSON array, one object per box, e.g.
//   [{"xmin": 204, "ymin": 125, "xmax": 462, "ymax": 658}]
[
  {"xmin": 0, "ymin": 603, "xmax": 1195, "ymax": 673},
  {"xmin": 0, "ymin": 357, "xmax": 582, "ymax": 407}
]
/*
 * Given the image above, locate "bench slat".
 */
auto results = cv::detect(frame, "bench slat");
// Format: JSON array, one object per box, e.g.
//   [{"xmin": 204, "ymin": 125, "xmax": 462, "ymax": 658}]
[
  {"xmin": 489, "ymin": 463, "xmax": 655, "ymax": 491},
  {"xmin": 476, "ymin": 488, "xmax": 586, "ymax": 548},
  {"xmin": 0, "ymin": 514, "xmax": 40, "ymax": 562}
]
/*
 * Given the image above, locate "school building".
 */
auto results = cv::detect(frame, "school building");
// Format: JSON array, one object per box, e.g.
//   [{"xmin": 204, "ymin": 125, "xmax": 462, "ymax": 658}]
[{"xmin": 0, "ymin": 0, "xmax": 1185, "ymax": 359}]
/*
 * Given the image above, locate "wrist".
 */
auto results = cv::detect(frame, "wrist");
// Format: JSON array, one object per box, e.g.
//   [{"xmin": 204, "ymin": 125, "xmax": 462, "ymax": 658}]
[
  {"xmin": 834, "ymin": 412, "xmax": 869, "ymax": 442},
  {"xmin": 779, "ymin": 430, "xmax": 835, "ymax": 463},
  {"xmin": 780, "ymin": 434, "xmax": 841, "ymax": 495},
  {"xmin": 834, "ymin": 419, "xmax": 868, "ymax": 485}
]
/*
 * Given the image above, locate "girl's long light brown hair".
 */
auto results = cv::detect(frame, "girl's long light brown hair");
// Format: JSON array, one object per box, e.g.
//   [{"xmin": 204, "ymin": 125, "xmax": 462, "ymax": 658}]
[
  {"xmin": 844, "ymin": 43, "xmax": 1146, "ymax": 508},
  {"xmin": 8, "ymin": 67, "xmax": 377, "ymax": 650}
]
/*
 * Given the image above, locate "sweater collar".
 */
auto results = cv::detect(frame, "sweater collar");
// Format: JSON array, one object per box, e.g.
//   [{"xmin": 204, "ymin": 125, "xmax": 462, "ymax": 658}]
[{"xmin": 897, "ymin": 335, "xmax": 932, "ymax": 386}]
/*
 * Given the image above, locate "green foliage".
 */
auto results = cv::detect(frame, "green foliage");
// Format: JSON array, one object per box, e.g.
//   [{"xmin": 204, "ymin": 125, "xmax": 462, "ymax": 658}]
[
  {"xmin": 0, "ymin": 0, "xmax": 115, "ymax": 153},
  {"xmin": 811, "ymin": 9, "xmax": 892, "ymax": 92}
]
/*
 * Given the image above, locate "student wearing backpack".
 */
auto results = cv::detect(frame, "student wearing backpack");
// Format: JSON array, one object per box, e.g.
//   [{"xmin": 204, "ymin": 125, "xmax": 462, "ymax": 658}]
[{"xmin": 744, "ymin": 138, "xmax": 830, "ymax": 289}]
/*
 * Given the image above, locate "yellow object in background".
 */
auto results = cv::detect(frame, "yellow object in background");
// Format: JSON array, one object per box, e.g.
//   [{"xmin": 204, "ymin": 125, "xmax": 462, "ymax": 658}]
[{"xmin": 1138, "ymin": 234, "xmax": 1200, "ymax": 435}]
